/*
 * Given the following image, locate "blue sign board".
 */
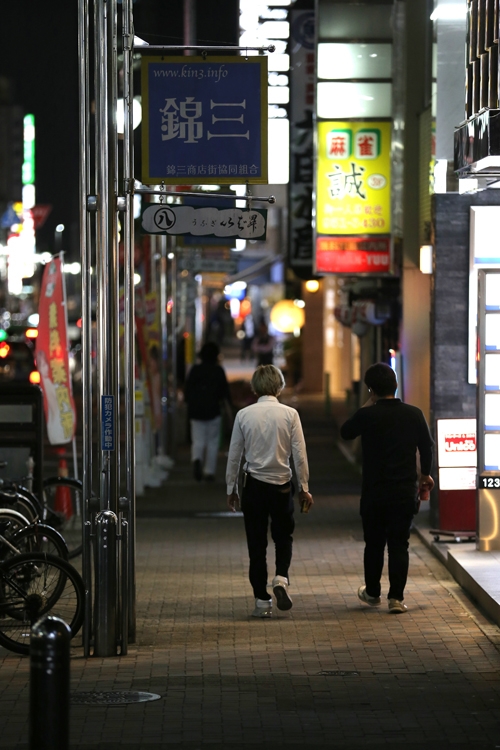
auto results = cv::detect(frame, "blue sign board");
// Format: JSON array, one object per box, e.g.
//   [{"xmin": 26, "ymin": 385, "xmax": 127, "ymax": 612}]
[
  {"xmin": 101, "ymin": 395, "xmax": 115, "ymax": 451},
  {"xmin": 141, "ymin": 56, "xmax": 268, "ymax": 185}
]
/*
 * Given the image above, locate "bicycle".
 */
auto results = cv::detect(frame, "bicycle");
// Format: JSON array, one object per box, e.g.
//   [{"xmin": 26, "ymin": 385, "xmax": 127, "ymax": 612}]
[
  {"xmin": 0, "ymin": 551, "xmax": 84, "ymax": 655},
  {"xmin": 0, "ymin": 468, "xmax": 83, "ymax": 559},
  {"xmin": 0, "ymin": 517, "xmax": 69, "ymax": 560}
]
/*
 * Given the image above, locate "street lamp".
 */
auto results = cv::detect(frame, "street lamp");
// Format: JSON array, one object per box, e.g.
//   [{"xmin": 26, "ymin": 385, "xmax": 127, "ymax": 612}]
[{"xmin": 54, "ymin": 224, "xmax": 64, "ymax": 254}]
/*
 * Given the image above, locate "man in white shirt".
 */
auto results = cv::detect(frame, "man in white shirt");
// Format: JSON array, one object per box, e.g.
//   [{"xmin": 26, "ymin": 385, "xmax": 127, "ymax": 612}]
[{"xmin": 226, "ymin": 365, "xmax": 313, "ymax": 618}]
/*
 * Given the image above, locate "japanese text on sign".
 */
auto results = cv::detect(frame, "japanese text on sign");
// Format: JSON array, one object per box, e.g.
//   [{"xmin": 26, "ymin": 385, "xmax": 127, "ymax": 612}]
[
  {"xmin": 141, "ymin": 205, "xmax": 267, "ymax": 239},
  {"xmin": 102, "ymin": 395, "xmax": 115, "ymax": 451},
  {"xmin": 142, "ymin": 57, "xmax": 268, "ymax": 185},
  {"xmin": 37, "ymin": 257, "xmax": 76, "ymax": 444},
  {"xmin": 316, "ymin": 121, "xmax": 391, "ymax": 236}
]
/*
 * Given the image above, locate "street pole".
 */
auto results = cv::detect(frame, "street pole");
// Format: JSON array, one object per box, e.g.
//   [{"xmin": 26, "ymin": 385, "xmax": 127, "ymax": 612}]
[
  {"xmin": 93, "ymin": 0, "xmax": 119, "ymax": 656},
  {"xmin": 122, "ymin": 0, "xmax": 136, "ymax": 645},
  {"xmin": 78, "ymin": 0, "xmax": 93, "ymax": 658}
]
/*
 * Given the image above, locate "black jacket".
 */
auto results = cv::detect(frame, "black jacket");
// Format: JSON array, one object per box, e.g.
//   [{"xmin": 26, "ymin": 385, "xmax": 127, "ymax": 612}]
[
  {"xmin": 184, "ymin": 362, "xmax": 231, "ymax": 421},
  {"xmin": 340, "ymin": 398, "xmax": 434, "ymax": 508}
]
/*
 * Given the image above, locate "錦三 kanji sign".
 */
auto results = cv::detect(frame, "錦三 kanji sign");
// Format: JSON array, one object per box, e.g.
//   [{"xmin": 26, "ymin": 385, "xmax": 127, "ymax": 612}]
[
  {"xmin": 315, "ymin": 120, "xmax": 392, "ymax": 275},
  {"xmin": 141, "ymin": 56, "xmax": 268, "ymax": 185},
  {"xmin": 141, "ymin": 204, "xmax": 267, "ymax": 240}
]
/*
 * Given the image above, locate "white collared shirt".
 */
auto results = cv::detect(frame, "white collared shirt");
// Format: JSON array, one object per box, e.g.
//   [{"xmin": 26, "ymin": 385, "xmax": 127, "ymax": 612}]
[{"xmin": 226, "ymin": 395, "xmax": 310, "ymax": 495}]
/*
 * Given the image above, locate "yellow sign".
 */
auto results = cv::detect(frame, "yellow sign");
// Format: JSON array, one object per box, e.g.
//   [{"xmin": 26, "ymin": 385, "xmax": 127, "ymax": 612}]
[{"xmin": 316, "ymin": 121, "xmax": 391, "ymax": 236}]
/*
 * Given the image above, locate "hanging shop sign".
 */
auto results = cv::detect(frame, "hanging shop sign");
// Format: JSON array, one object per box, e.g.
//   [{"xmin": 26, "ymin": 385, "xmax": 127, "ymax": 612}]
[
  {"xmin": 288, "ymin": 8, "xmax": 315, "ymax": 277},
  {"xmin": 142, "ymin": 56, "xmax": 268, "ymax": 185},
  {"xmin": 315, "ymin": 120, "xmax": 392, "ymax": 274},
  {"xmin": 141, "ymin": 204, "xmax": 267, "ymax": 240},
  {"xmin": 37, "ymin": 257, "xmax": 77, "ymax": 445}
]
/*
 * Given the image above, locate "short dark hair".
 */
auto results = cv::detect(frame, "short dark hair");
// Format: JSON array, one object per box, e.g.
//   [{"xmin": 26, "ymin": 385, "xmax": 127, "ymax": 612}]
[
  {"xmin": 199, "ymin": 342, "xmax": 220, "ymax": 363},
  {"xmin": 364, "ymin": 362, "xmax": 397, "ymax": 397}
]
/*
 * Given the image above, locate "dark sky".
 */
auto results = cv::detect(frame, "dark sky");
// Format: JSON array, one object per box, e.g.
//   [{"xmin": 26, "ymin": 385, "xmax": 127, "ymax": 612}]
[
  {"xmin": 0, "ymin": 0, "xmax": 239, "ymax": 259},
  {"xmin": 1, "ymin": 0, "xmax": 80, "ymax": 256}
]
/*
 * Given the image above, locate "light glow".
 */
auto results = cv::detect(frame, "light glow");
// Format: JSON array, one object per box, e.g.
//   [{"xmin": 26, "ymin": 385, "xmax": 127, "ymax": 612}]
[
  {"xmin": 420, "ymin": 245, "xmax": 433, "ymax": 274},
  {"xmin": 317, "ymin": 82, "xmax": 392, "ymax": 119},
  {"xmin": 117, "ymin": 98, "xmax": 142, "ymax": 134},
  {"xmin": 430, "ymin": 4, "xmax": 467, "ymax": 22}
]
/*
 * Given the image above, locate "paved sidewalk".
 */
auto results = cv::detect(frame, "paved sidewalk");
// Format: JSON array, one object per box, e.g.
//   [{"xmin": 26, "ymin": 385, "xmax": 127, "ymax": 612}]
[{"xmin": 1, "ymin": 395, "xmax": 500, "ymax": 748}]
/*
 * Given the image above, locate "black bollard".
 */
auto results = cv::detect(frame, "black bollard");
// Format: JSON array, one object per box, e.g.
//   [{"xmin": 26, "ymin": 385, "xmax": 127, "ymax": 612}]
[{"xmin": 30, "ymin": 615, "xmax": 71, "ymax": 750}]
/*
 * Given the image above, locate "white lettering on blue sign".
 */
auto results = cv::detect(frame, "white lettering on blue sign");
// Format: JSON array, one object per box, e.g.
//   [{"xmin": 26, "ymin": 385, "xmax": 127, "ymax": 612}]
[{"xmin": 101, "ymin": 395, "xmax": 115, "ymax": 451}]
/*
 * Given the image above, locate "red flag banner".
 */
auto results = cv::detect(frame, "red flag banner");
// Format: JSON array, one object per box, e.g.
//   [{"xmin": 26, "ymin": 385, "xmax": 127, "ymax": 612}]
[{"xmin": 37, "ymin": 257, "xmax": 76, "ymax": 444}]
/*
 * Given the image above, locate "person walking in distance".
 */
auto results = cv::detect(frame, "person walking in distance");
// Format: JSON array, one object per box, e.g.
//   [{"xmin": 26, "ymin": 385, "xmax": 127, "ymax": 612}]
[
  {"xmin": 226, "ymin": 365, "xmax": 313, "ymax": 618},
  {"xmin": 184, "ymin": 342, "xmax": 232, "ymax": 481},
  {"xmin": 340, "ymin": 363, "xmax": 434, "ymax": 614},
  {"xmin": 252, "ymin": 322, "xmax": 275, "ymax": 366}
]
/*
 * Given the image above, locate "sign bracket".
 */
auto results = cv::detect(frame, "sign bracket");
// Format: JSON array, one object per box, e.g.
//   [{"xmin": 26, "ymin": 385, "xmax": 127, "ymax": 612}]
[{"xmin": 134, "ymin": 187, "xmax": 276, "ymax": 204}]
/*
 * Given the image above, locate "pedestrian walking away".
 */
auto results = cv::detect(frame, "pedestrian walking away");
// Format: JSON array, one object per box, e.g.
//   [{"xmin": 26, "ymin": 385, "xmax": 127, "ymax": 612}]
[
  {"xmin": 226, "ymin": 365, "xmax": 313, "ymax": 618},
  {"xmin": 340, "ymin": 362, "xmax": 434, "ymax": 614},
  {"xmin": 252, "ymin": 322, "xmax": 276, "ymax": 366},
  {"xmin": 184, "ymin": 342, "xmax": 232, "ymax": 482}
]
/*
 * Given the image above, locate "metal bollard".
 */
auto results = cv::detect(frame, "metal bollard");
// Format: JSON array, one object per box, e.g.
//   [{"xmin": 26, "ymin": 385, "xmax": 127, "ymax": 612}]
[
  {"xmin": 30, "ymin": 615, "xmax": 71, "ymax": 750},
  {"xmin": 93, "ymin": 509, "xmax": 118, "ymax": 656}
]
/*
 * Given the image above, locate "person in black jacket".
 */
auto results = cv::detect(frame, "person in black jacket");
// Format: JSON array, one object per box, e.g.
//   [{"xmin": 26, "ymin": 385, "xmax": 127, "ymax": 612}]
[
  {"xmin": 184, "ymin": 342, "xmax": 232, "ymax": 481},
  {"xmin": 340, "ymin": 362, "xmax": 434, "ymax": 614}
]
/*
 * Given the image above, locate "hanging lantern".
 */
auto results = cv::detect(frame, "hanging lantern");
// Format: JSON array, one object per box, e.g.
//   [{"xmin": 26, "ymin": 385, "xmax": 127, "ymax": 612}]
[{"xmin": 270, "ymin": 300, "xmax": 305, "ymax": 333}]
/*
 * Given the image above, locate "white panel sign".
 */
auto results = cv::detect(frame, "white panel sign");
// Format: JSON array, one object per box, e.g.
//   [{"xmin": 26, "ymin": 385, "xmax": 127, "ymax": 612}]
[
  {"xmin": 436, "ymin": 418, "xmax": 477, "ymax": 468},
  {"xmin": 439, "ymin": 467, "xmax": 477, "ymax": 491}
]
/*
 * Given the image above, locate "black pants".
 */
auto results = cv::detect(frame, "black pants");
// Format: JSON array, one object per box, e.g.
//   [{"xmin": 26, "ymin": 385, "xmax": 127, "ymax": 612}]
[
  {"xmin": 241, "ymin": 474, "xmax": 295, "ymax": 601},
  {"xmin": 361, "ymin": 501, "xmax": 415, "ymax": 602}
]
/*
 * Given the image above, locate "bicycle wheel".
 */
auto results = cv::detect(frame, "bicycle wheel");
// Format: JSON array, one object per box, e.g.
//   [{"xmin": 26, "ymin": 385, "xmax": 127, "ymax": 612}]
[
  {"xmin": 0, "ymin": 490, "xmax": 39, "ymax": 524},
  {"xmin": 42, "ymin": 477, "xmax": 83, "ymax": 559},
  {"xmin": 5, "ymin": 524, "xmax": 69, "ymax": 560},
  {"xmin": 0, "ymin": 509, "xmax": 30, "ymax": 538},
  {"xmin": 0, "ymin": 553, "xmax": 84, "ymax": 655}
]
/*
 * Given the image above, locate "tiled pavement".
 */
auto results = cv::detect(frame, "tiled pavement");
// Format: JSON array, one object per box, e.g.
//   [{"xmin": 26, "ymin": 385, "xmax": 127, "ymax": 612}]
[{"xmin": 1, "ymin": 395, "xmax": 500, "ymax": 748}]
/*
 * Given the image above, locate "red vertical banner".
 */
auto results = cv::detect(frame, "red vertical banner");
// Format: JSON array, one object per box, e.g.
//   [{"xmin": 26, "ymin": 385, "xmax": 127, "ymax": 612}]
[{"xmin": 37, "ymin": 257, "xmax": 77, "ymax": 444}]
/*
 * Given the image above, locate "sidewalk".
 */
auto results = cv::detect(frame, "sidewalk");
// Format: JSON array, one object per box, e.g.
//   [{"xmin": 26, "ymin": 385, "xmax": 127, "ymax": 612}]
[{"xmin": 1, "ymin": 389, "xmax": 500, "ymax": 748}]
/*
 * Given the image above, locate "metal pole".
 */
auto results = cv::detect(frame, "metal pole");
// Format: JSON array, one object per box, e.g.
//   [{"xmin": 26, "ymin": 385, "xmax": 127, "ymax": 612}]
[
  {"xmin": 30, "ymin": 616, "xmax": 71, "ymax": 750},
  {"xmin": 122, "ymin": 0, "xmax": 136, "ymax": 642},
  {"xmin": 94, "ymin": 510, "xmax": 118, "ymax": 654},
  {"xmin": 78, "ymin": 0, "xmax": 93, "ymax": 658},
  {"xmin": 159, "ymin": 235, "xmax": 168, "ymax": 456},
  {"xmin": 170, "ymin": 243, "xmax": 178, "ymax": 457},
  {"xmin": 93, "ymin": 0, "xmax": 119, "ymax": 657}
]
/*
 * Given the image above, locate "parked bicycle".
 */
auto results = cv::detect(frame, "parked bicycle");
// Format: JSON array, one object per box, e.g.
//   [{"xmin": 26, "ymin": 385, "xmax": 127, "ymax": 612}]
[
  {"xmin": 0, "ymin": 464, "xmax": 83, "ymax": 558},
  {"xmin": 0, "ymin": 535, "xmax": 84, "ymax": 655}
]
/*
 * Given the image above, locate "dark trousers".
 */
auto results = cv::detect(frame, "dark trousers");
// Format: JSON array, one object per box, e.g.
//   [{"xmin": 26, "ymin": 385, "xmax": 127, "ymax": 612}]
[
  {"xmin": 241, "ymin": 474, "xmax": 295, "ymax": 601},
  {"xmin": 361, "ymin": 501, "xmax": 415, "ymax": 602}
]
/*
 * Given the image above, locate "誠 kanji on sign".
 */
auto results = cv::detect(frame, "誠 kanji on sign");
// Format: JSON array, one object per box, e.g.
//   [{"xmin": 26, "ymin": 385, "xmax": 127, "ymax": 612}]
[{"xmin": 142, "ymin": 56, "xmax": 268, "ymax": 185}]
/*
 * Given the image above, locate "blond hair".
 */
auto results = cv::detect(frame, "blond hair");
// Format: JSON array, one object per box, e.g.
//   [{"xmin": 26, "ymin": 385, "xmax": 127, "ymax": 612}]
[{"xmin": 251, "ymin": 365, "xmax": 285, "ymax": 397}]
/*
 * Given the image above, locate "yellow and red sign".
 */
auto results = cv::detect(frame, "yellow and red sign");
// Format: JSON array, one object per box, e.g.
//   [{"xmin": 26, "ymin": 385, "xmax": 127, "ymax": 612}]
[
  {"xmin": 37, "ymin": 257, "xmax": 76, "ymax": 444},
  {"xmin": 315, "ymin": 120, "xmax": 391, "ymax": 274}
]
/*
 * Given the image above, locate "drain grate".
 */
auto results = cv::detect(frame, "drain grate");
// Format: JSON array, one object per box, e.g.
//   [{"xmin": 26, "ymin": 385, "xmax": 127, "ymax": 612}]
[
  {"xmin": 317, "ymin": 670, "xmax": 359, "ymax": 677},
  {"xmin": 71, "ymin": 691, "xmax": 162, "ymax": 705}
]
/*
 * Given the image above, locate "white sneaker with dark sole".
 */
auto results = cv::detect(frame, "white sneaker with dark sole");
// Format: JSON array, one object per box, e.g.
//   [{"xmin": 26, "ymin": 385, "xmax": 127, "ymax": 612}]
[
  {"xmin": 272, "ymin": 576, "xmax": 293, "ymax": 610},
  {"xmin": 357, "ymin": 585, "xmax": 381, "ymax": 606},
  {"xmin": 251, "ymin": 598, "xmax": 272, "ymax": 618},
  {"xmin": 388, "ymin": 598, "xmax": 408, "ymax": 614}
]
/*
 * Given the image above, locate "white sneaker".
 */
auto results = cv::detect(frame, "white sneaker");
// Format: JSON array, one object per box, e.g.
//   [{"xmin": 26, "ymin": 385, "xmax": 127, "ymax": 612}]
[
  {"xmin": 358, "ymin": 585, "xmax": 381, "ymax": 607},
  {"xmin": 272, "ymin": 576, "xmax": 293, "ymax": 610},
  {"xmin": 251, "ymin": 598, "xmax": 272, "ymax": 618}
]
